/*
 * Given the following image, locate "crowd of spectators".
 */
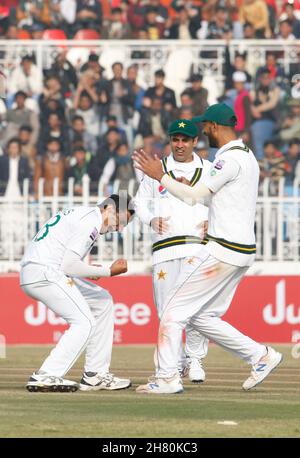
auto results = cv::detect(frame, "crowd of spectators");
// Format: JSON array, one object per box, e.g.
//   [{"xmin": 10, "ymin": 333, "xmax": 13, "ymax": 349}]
[
  {"xmin": 0, "ymin": 1, "xmax": 299, "ymax": 200},
  {"xmin": 1, "ymin": 1, "xmax": 300, "ymax": 41}
]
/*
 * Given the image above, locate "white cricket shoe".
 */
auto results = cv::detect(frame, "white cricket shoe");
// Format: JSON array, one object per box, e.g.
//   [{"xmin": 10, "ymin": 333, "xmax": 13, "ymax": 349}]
[
  {"xmin": 79, "ymin": 372, "xmax": 131, "ymax": 391},
  {"xmin": 179, "ymin": 366, "xmax": 188, "ymax": 378},
  {"xmin": 26, "ymin": 371, "xmax": 79, "ymax": 392},
  {"xmin": 242, "ymin": 346, "xmax": 283, "ymax": 391},
  {"xmin": 136, "ymin": 375, "xmax": 184, "ymax": 394},
  {"xmin": 187, "ymin": 358, "xmax": 205, "ymax": 383}
]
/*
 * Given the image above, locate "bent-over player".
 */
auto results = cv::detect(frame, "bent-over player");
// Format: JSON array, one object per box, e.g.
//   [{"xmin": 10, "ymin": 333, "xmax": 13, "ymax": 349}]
[{"xmin": 20, "ymin": 194, "xmax": 134, "ymax": 392}]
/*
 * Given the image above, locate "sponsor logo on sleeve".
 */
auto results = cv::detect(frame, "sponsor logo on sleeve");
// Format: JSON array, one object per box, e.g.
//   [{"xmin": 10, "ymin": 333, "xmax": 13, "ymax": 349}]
[
  {"xmin": 89, "ymin": 227, "xmax": 98, "ymax": 241},
  {"xmin": 158, "ymin": 185, "xmax": 167, "ymax": 195},
  {"xmin": 214, "ymin": 160, "xmax": 225, "ymax": 170}
]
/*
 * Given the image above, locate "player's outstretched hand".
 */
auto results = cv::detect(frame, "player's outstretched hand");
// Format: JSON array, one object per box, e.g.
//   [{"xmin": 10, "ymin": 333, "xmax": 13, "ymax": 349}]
[
  {"xmin": 132, "ymin": 149, "xmax": 164, "ymax": 182},
  {"xmin": 150, "ymin": 217, "xmax": 170, "ymax": 235},
  {"xmin": 110, "ymin": 259, "xmax": 128, "ymax": 276}
]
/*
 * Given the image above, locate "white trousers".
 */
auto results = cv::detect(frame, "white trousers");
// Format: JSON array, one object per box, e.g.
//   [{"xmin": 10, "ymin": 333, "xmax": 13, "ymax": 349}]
[
  {"xmin": 154, "ymin": 255, "xmax": 266, "ymax": 378},
  {"xmin": 21, "ymin": 264, "xmax": 114, "ymax": 377},
  {"xmin": 153, "ymin": 258, "xmax": 209, "ymax": 365}
]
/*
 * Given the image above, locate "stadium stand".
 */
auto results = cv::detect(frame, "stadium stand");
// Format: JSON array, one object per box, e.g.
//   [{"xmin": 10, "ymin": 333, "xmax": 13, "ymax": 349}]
[{"xmin": 0, "ymin": 0, "xmax": 299, "ymax": 271}]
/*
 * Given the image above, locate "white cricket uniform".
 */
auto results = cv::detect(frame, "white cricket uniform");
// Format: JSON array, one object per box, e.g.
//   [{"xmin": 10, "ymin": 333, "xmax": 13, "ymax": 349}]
[
  {"xmin": 155, "ymin": 139, "xmax": 266, "ymax": 378},
  {"xmin": 134, "ymin": 153, "xmax": 211, "ymax": 362},
  {"xmin": 20, "ymin": 207, "xmax": 114, "ymax": 377}
]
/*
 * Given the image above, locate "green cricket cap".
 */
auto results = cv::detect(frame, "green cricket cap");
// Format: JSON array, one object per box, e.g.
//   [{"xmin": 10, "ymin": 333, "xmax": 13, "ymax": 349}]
[
  {"xmin": 168, "ymin": 119, "xmax": 198, "ymax": 138},
  {"xmin": 193, "ymin": 103, "xmax": 237, "ymax": 127}
]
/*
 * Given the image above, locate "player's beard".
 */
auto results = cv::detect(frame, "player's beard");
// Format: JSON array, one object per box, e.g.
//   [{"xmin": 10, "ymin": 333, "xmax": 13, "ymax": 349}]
[{"xmin": 205, "ymin": 132, "xmax": 218, "ymax": 148}]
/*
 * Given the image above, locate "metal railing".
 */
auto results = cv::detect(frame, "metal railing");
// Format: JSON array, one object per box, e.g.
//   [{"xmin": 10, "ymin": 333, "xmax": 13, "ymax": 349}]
[
  {"xmin": 1, "ymin": 39, "xmax": 300, "ymax": 99},
  {"xmin": 0, "ymin": 176, "xmax": 300, "ymax": 272}
]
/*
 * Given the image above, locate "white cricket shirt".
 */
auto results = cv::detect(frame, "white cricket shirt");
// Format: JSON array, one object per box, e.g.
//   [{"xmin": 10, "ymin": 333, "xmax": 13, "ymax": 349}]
[
  {"xmin": 201, "ymin": 139, "xmax": 259, "ymax": 266},
  {"xmin": 134, "ymin": 153, "xmax": 211, "ymax": 265},
  {"xmin": 21, "ymin": 206, "xmax": 102, "ymax": 269}
]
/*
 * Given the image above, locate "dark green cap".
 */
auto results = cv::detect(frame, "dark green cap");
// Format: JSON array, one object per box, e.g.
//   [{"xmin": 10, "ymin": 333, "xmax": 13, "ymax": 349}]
[
  {"xmin": 193, "ymin": 103, "xmax": 237, "ymax": 127},
  {"xmin": 168, "ymin": 119, "xmax": 198, "ymax": 138}
]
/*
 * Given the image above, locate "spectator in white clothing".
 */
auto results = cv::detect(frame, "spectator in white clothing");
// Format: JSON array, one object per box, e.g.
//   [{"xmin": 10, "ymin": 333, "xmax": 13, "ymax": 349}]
[
  {"xmin": 7, "ymin": 55, "xmax": 43, "ymax": 109},
  {"xmin": 72, "ymin": 90, "xmax": 100, "ymax": 137},
  {"xmin": 1, "ymin": 91, "xmax": 39, "ymax": 148},
  {"xmin": 49, "ymin": 0, "xmax": 76, "ymax": 32}
]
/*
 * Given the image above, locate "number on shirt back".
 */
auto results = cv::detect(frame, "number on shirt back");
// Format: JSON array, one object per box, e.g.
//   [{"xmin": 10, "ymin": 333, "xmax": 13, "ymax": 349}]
[{"xmin": 34, "ymin": 214, "xmax": 61, "ymax": 242}]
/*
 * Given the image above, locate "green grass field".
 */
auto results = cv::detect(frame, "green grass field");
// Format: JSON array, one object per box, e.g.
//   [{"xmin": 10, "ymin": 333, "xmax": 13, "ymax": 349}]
[{"xmin": 0, "ymin": 344, "xmax": 299, "ymax": 438}]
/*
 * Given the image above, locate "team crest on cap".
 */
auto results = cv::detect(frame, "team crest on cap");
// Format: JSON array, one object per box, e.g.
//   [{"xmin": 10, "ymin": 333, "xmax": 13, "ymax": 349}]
[
  {"xmin": 178, "ymin": 122, "xmax": 186, "ymax": 128},
  {"xmin": 158, "ymin": 185, "xmax": 167, "ymax": 195}
]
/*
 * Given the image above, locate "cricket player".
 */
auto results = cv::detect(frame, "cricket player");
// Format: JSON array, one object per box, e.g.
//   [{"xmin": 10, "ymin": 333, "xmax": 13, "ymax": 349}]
[
  {"xmin": 134, "ymin": 119, "xmax": 211, "ymax": 383},
  {"xmin": 20, "ymin": 194, "xmax": 134, "ymax": 392},
  {"xmin": 133, "ymin": 103, "xmax": 283, "ymax": 394}
]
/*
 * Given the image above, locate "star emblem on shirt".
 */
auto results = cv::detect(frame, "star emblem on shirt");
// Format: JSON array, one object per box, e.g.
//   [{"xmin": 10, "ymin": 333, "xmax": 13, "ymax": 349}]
[
  {"xmin": 157, "ymin": 270, "xmax": 167, "ymax": 280},
  {"xmin": 187, "ymin": 257, "xmax": 195, "ymax": 265},
  {"xmin": 67, "ymin": 278, "xmax": 74, "ymax": 287},
  {"xmin": 178, "ymin": 122, "xmax": 186, "ymax": 128}
]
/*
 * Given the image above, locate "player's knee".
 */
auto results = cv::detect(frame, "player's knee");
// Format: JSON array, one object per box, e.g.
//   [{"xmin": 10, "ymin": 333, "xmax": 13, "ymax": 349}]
[
  {"xmin": 160, "ymin": 319, "xmax": 182, "ymax": 332},
  {"xmin": 193, "ymin": 315, "xmax": 216, "ymax": 331},
  {"xmin": 80, "ymin": 315, "xmax": 96, "ymax": 338}
]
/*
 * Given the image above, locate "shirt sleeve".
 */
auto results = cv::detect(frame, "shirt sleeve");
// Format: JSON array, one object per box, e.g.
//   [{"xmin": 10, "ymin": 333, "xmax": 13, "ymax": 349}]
[
  {"xmin": 133, "ymin": 175, "xmax": 155, "ymax": 226},
  {"xmin": 201, "ymin": 156, "xmax": 240, "ymax": 193},
  {"xmin": 101, "ymin": 158, "xmax": 116, "ymax": 185},
  {"xmin": 160, "ymin": 174, "xmax": 211, "ymax": 206},
  {"xmin": 65, "ymin": 213, "xmax": 99, "ymax": 258},
  {"xmin": 61, "ymin": 249, "xmax": 110, "ymax": 278}
]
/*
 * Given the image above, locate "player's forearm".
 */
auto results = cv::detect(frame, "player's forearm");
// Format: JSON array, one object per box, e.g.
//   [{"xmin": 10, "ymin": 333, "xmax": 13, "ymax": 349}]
[
  {"xmin": 134, "ymin": 201, "xmax": 154, "ymax": 226},
  {"xmin": 134, "ymin": 180, "xmax": 155, "ymax": 225},
  {"xmin": 160, "ymin": 174, "xmax": 211, "ymax": 206},
  {"xmin": 61, "ymin": 250, "xmax": 111, "ymax": 278}
]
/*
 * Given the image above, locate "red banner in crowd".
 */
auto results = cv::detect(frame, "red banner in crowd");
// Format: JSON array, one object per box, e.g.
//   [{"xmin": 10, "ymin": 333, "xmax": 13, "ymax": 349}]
[{"xmin": 0, "ymin": 275, "xmax": 299, "ymax": 344}]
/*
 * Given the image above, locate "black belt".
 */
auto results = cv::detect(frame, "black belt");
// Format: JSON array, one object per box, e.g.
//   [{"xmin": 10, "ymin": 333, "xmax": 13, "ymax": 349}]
[
  {"xmin": 152, "ymin": 234, "xmax": 256, "ymax": 254},
  {"xmin": 152, "ymin": 236, "xmax": 207, "ymax": 253},
  {"xmin": 206, "ymin": 234, "xmax": 256, "ymax": 254}
]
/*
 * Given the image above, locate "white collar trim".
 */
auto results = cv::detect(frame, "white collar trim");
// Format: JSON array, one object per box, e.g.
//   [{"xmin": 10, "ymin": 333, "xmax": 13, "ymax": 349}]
[
  {"xmin": 216, "ymin": 139, "xmax": 245, "ymax": 157},
  {"xmin": 165, "ymin": 152, "xmax": 203, "ymax": 171}
]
